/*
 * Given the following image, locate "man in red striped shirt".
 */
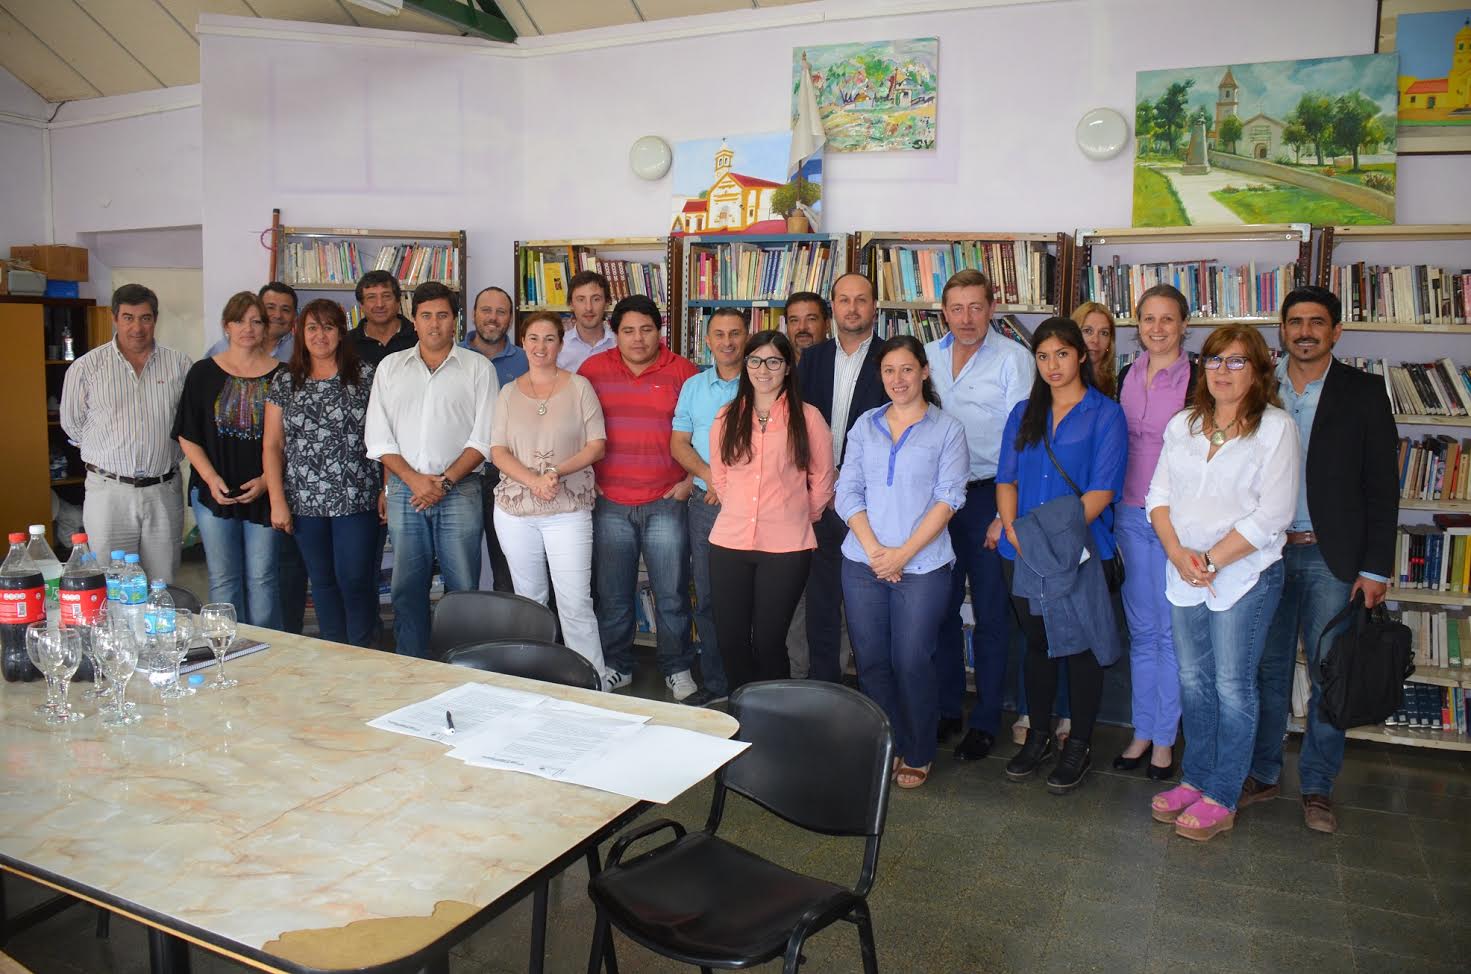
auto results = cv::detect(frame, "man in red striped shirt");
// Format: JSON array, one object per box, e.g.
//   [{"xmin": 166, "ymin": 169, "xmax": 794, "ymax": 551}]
[{"xmin": 581, "ymin": 295, "xmax": 703, "ymax": 701}]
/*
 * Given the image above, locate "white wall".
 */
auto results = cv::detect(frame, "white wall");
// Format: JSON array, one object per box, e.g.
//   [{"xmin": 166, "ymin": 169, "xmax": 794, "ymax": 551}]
[{"xmin": 0, "ymin": 67, "xmax": 50, "ymax": 255}]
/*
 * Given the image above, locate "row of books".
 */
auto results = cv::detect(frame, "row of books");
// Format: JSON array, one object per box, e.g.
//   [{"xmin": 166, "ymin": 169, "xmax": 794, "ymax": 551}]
[
  {"xmin": 1079, "ymin": 258, "xmax": 1299, "ymax": 321},
  {"xmin": 686, "ymin": 308, "xmax": 786, "ymax": 366},
  {"xmin": 868, "ymin": 241, "xmax": 1059, "ymax": 308},
  {"xmin": 1395, "ymin": 521, "xmax": 1471, "ymax": 593},
  {"xmin": 1343, "ymin": 356, "xmax": 1471, "ymax": 418},
  {"xmin": 1387, "ymin": 683, "xmax": 1469, "ymax": 735},
  {"xmin": 518, "ymin": 245, "xmax": 668, "ymax": 308},
  {"xmin": 688, "ymin": 241, "xmax": 837, "ymax": 301},
  {"xmin": 1396, "ymin": 607, "xmax": 1469, "ymax": 668},
  {"xmin": 1325, "ymin": 262, "xmax": 1471, "ymax": 326},
  {"xmin": 1396, "ymin": 434, "xmax": 1471, "ymax": 502},
  {"xmin": 280, "ymin": 241, "xmax": 460, "ymax": 290}
]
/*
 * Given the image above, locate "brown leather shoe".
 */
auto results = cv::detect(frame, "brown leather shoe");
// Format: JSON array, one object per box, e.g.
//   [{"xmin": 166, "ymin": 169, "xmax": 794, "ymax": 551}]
[
  {"xmin": 1237, "ymin": 776, "xmax": 1280, "ymax": 808},
  {"xmin": 1302, "ymin": 794, "xmax": 1338, "ymax": 833}
]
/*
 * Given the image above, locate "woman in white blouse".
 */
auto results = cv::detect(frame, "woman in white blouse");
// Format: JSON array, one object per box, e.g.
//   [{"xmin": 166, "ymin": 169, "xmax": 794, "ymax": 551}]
[{"xmin": 1144, "ymin": 324, "xmax": 1300, "ymax": 842}]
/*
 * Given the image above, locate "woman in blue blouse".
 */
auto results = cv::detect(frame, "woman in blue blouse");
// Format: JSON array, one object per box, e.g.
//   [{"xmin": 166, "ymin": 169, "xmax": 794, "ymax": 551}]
[
  {"xmin": 837, "ymin": 336, "xmax": 969, "ymax": 790},
  {"xmin": 988, "ymin": 317, "xmax": 1127, "ymax": 793}
]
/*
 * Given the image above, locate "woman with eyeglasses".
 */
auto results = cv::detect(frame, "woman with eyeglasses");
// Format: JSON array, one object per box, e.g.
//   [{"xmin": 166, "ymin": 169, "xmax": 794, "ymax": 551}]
[
  {"xmin": 836, "ymin": 336, "xmax": 969, "ymax": 789},
  {"xmin": 707, "ymin": 331, "xmax": 835, "ymax": 691},
  {"xmin": 1145, "ymin": 324, "xmax": 1298, "ymax": 842}
]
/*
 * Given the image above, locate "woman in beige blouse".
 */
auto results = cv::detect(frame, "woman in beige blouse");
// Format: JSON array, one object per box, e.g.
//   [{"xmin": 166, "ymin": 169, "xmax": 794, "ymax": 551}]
[{"xmin": 489, "ymin": 311, "xmax": 609, "ymax": 680}]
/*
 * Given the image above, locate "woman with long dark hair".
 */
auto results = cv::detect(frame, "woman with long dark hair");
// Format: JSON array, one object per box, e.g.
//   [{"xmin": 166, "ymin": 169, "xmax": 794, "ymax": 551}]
[
  {"xmin": 263, "ymin": 299, "xmax": 382, "ymax": 646},
  {"xmin": 707, "ymin": 331, "xmax": 835, "ymax": 690},
  {"xmin": 837, "ymin": 336, "xmax": 969, "ymax": 789},
  {"xmin": 988, "ymin": 317, "xmax": 1127, "ymax": 794}
]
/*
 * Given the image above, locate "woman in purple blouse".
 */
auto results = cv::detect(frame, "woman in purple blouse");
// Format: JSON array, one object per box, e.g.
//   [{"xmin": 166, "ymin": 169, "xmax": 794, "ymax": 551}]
[{"xmin": 1112, "ymin": 284, "xmax": 1199, "ymax": 780}]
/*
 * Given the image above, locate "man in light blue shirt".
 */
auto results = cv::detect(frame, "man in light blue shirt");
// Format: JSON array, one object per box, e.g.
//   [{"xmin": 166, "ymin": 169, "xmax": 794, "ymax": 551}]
[
  {"xmin": 925, "ymin": 269, "xmax": 1035, "ymax": 761},
  {"xmin": 670, "ymin": 308, "xmax": 749, "ymax": 705},
  {"xmin": 204, "ymin": 282, "xmax": 297, "ymax": 363}
]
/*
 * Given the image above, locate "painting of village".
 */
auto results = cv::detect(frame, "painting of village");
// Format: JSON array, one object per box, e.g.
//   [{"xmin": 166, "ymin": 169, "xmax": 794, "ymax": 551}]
[
  {"xmin": 1132, "ymin": 54, "xmax": 1398, "ymax": 227},
  {"xmin": 670, "ymin": 132, "xmax": 823, "ymax": 237},
  {"xmin": 792, "ymin": 38, "xmax": 937, "ymax": 152},
  {"xmin": 1382, "ymin": 4, "xmax": 1471, "ymax": 154}
]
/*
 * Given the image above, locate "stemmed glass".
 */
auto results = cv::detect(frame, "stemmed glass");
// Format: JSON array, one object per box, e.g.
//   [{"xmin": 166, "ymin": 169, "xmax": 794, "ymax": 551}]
[
  {"xmin": 40, "ymin": 628, "xmax": 85, "ymax": 725},
  {"xmin": 78, "ymin": 615, "xmax": 109, "ymax": 702},
  {"xmin": 200, "ymin": 603, "xmax": 238, "ymax": 690},
  {"xmin": 159, "ymin": 608, "xmax": 196, "ymax": 700},
  {"xmin": 95, "ymin": 627, "xmax": 141, "ymax": 728},
  {"xmin": 27, "ymin": 621, "xmax": 58, "ymax": 717}
]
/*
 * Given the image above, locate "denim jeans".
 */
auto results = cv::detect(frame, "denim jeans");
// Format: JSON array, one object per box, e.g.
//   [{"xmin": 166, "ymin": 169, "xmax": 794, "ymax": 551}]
[
  {"xmin": 278, "ymin": 529, "xmax": 309, "ymax": 635},
  {"xmin": 293, "ymin": 510, "xmax": 380, "ymax": 648},
  {"xmin": 191, "ymin": 488, "xmax": 283, "ymax": 630},
  {"xmin": 1172, "ymin": 560, "xmax": 1285, "ymax": 810},
  {"xmin": 386, "ymin": 473, "xmax": 484, "ymax": 659},
  {"xmin": 1252, "ymin": 543, "xmax": 1355, "ymax": 796},
  {"xmin": 479, "ymin": 461, "xmax": 513, "ymax": 593},
  {"xmin": 938, "ymin": 480, "xmax": 1009, "ymax": 734},
  {"xmin": 843, "ymin": 559, "xmax": 951, "ymax": 768},
  {"xmin": 687, "ymin": 488, "xmax": 727, "ymax": 695},
  {"xmin": 594, "ymin": 496, "xmax": 694, "ymax": 678},
  {"xmin": 1116, "ymin": 504, "xmax": 1181, "ymax": 746}
]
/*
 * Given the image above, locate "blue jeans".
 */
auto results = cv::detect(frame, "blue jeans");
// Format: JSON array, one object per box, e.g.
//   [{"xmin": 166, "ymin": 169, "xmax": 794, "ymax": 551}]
[
  {"xmin": 293, "ymin": 510, "xmax": 380, "ymax": 648},
  {"xmin": 278, "ymin": 530, "xmax": 309, "ymax": 635},
  {"xmin": 1172, "ymin": 560, "xmax": 1285, "ymax": 810},
  {"xmin": 1116, "ymin": 504, "xmax": 1181, "ymax": 746},
  {"xmin": 687, "ymin": 488, "xmax": 727, "ymax": 695},
  {"xmin": 1252, "ymin": 543, "xmax": 1354, "ymax": 796},
  {"xmin": 843, "ymin": 559, "xmax": 951, "ymax": 768},
  {"xmin": 938, "ymin": 480, "xmax": 1009, "ymax": 733},
  {"xmin": 594, "ymin": 496, "xmax": 694, "ymax": 678},
  {"xmin": 387, "ymin": 473, "xmax": 483, "ymax": 659},
  {"xmin": 191, "ymin": 488, "xmax": 283, "ymax": 630}
]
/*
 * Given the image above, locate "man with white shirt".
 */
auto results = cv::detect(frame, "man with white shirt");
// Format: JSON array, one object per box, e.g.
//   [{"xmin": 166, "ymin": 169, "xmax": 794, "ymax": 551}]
[
  {"xmin": 557, "ymin": 271, "xmax": 615, "ymax": 373},
  {"xmin": 927, "ymin": 269, "xmax": 1035, "ymax": 761},
  {"xmin": 365, "ymin": 282, "xmax": 498, "ymax": 658}
]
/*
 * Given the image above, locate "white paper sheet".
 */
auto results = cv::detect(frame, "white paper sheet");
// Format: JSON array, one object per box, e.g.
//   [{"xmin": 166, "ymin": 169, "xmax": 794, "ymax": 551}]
[
  {"xmin": 445, "ymin": 699, "xmax": 648, "ymax": 774},
  {"xmin": 564, "ymin": 724, "xmax": 750, "ymax": 804},
  {"xmin": 367, "ymin": 682, "xmax": 546, "ymax": 744}
]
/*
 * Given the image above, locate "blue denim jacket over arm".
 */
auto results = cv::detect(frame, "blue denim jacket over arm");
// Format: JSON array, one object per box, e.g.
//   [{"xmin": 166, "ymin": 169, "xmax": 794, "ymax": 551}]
[{"xmin": 1011, "ymin": 493, "xmax": 1123, "ymax": 665}]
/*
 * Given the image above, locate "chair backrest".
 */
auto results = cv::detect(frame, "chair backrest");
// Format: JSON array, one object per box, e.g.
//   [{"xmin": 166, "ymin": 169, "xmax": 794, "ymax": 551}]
[
  {"xmin": 443, "ymin": 639, "xmax": 602, "ymax": 691},
  {"xmin": 166, "ymin": 584, "xmax": 203, "ymax": 614},
  {"xmin": 429, "ymin": 591, "xmax": 558, "ymax": 660},
  {"xmin": 722, "ymin": 681, "xmax": 894, "ymax": 838}
]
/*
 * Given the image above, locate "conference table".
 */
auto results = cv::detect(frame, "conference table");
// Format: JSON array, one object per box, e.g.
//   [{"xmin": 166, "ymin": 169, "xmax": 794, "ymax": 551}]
[{"xmin": 0, "ymin": 626, "xmax": 739, "ymax": 973}]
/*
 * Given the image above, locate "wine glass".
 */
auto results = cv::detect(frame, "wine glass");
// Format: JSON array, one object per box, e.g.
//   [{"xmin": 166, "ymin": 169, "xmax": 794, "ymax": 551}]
[
  {"xmin": 40, "ymin": 628, "xmax": 85, "ymax": 725},
  {"xmin": 159, "ymin": 608, "xmax": 196, "ymax": 700},
  {"xmin": 95, "ymin": 627, "xmax": 141, "ymax": 728},
  {"xmin": 27, "ymin": 621, "xmax": 58, "ymax": 717},
  {"xmin": 200, "ymin": 603, "xmax": 238, "ymax": 690},
  {"xmin": 78, "ymin": 614, "xmax": 110, "ymax": 702}
]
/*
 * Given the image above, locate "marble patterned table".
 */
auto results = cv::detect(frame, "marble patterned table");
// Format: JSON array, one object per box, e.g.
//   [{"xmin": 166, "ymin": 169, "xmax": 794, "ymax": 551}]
[{"xmin": 0, "ymin": 626, "xmax": 738, "ymax": 973}]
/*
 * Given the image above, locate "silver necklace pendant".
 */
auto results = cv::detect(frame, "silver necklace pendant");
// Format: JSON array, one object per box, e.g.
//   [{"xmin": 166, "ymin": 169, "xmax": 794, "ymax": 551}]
[
  {"xmin": 1210, "ymin": 428, "xmax": 1226, "ymax": 446},
  {"xmin": 537, "ymin": 402, "xmax": 548, "ymax": 416}
]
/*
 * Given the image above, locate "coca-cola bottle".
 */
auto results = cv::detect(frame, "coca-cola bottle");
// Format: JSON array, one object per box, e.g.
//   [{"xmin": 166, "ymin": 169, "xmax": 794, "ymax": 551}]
[
  {"xmin": 59, "ymin": 533, "xmax": 105, "ymax": 682},
  {"xmin": 1, "ymin": 532, "xmax": 45, "ymax": 682}
]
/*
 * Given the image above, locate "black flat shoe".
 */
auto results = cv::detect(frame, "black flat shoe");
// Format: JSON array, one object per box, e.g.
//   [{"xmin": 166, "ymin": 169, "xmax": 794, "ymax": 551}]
[
  {"xmin": 1146, "ymin": 761, "xmax": 1176, "ymax": 781},
  {"xmin": 953, "ymin": 729, "xmax": 995, "ymax": 762},
  {"xmin": 1112, "ymin": 750, "xmax": 1149, "ymax": 771},
  {"xmin": 936, "ymin": 717, "xmax": 963, "ymax": 743},
  {"xmin": 1004, "ymin": 730, "xmax": 1054, "ymax": 781},
  {"xmin": 1047, "ymin": 738, "xmax": 1092, "ymax": 794}
]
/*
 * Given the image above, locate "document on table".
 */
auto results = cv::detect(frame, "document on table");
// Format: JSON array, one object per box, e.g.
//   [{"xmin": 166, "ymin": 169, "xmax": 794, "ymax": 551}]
[{"xmin": 367, "ymin": 682, "xmax": 547, "ymax": 744}]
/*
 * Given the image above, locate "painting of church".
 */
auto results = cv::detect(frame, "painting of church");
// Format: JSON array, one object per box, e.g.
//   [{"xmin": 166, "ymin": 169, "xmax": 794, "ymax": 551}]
[
  {"xmin": 1396, "ymin": 15, "xmax": 1471, "ymax": 118},
  {"xmin": 670, "ymin": 135, "xmax": 790, "ymax": 237},
  {"xmin": 1209, "ymin": 68, "xmax": 1286, "ymax": 158}
]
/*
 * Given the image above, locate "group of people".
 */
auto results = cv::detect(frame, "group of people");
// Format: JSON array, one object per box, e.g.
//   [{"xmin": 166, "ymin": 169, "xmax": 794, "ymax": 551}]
[{"xmin": 59, "ymin": 262, "xmax": 1396, "ymax": 839}]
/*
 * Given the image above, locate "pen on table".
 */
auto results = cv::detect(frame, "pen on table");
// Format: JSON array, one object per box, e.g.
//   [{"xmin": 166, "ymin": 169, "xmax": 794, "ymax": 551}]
[{"xmin": 445, "ymin": 710, "xmax": 456, "ymax": 734}]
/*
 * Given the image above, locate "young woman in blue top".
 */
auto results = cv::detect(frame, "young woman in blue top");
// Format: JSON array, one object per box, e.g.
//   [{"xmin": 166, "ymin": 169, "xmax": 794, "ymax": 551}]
[
  {"xmin": 988, "ymin": 317, "xmax": 1127, "ymax": 794},
  {"xmin": 836, "ymin": 336, "xmax": 969, "ymax": 790}
]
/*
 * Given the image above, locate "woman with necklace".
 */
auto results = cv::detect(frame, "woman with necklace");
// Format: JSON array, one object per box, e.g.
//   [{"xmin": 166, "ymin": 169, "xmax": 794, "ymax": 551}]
[
  {"xmin": 488, "ymin": 311, "xmax": 608, "ymax": 680},
  {"xmin": 1145, "ymin": 324, "xmax": 1299, "ymax": 841},
  {"xmin": 708, "ymin": 331, "xmax": 834, "ymax": 692},
  {"xmin": 263, "ymin": 299, "xmax": 381, "ymax": 646},
  {"xmin": 836, "ymin": 336, "xmax": 969, "ymax": 789}
]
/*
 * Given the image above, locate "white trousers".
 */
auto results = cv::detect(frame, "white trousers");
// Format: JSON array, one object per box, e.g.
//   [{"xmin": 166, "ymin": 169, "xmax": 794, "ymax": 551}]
[
  {"xmin": 81, "ymin": 471, "xmax": 185, "ymax": 584},
  {"xmin": 493, "ymin": 507, "xmax": 605, "ymax": 677}
]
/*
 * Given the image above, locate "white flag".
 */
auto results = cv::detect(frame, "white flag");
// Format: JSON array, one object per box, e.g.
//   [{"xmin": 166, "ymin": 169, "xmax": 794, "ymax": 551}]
[{"xmin": 789, "ymin": 52, "xmax": 826, "ymax": 179}]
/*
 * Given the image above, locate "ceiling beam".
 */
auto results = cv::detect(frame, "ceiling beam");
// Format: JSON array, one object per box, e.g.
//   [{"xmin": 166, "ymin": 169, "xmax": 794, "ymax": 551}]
[{"xmin": 404, "ymin": 0, "xmax": 515, "ymax": 42}]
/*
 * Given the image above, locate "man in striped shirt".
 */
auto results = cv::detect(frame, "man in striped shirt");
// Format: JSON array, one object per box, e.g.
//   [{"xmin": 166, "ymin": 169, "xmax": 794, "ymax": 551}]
[{"xmin": 60, "ymin": 283, "xmax": 192, "ymax": 583}]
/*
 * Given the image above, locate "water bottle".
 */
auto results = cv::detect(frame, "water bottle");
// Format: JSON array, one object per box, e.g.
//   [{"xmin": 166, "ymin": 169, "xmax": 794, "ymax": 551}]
[
  {"xmin": 59, "ymin": 533, "xmax": 107, "ymax": 629},
  {"xmin": 26, "ymin": 525, "xmax": 62, "ymax": 627},
  {"xmin": 144, "ymin": 580, "xmax": 176, "ymax": 684},
  {"xmin": 1, "ymin": 532, "xmax": 45, "ymax": 682},
  {"xmin": 122, "ymin": 554, "xmax": 148, "ymax": 637},
  {"xmin": 105, "ymin": 550, "xmax": 126, "ymax": 614}
]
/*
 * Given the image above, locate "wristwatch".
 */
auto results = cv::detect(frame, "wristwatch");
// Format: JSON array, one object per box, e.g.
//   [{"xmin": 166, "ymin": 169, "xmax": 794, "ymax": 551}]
[
  {"xmin": 440, "ymin": 475, "xmax": 454, "ymax": 493},
  {"xmin": 1204, "ymin": 548, "xmax": 1218, "ymax": 573}
]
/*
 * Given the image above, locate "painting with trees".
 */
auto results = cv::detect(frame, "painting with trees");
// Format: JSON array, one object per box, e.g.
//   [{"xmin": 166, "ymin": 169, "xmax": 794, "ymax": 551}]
[
  {"xmin": 1132, "ymin": 54, "xmax": 1398, "ymax": 227},
  {"xmin": 792, "ymin": 38, "xmax": 938, "ymax": 152}
]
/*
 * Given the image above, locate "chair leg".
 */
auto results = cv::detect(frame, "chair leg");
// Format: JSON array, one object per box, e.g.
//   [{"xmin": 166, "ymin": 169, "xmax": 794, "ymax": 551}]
[
  {"xmin": 782, "ymin": 933, "xmax": 808, "ymax": 974},
  {"xmin": 96, "ymin": 909, "xmax": 111, "ymax": 939},
  {"xmin": 529, "ymin": 883, "xmax": 548, "ymax": 974},
  {"xmin": 585, "ymin": 910, "xmax": 609, "ymax": 974},
  {"xmin": 854, "ymin": 904, "xmax": 879, "ymax": 974},
  {"xmin": 584, "ymin": 848, "xmax": 618, "ymax": 974}
]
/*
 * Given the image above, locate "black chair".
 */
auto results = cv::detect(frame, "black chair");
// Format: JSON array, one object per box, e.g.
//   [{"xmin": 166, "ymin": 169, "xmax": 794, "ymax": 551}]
[
  {"xmin": 428, "ymin": 590, "xmax": 557, "ymax": 660},
  {"xmin": 443, "ymin": 639, "xmax": 602, "ymax": 691},
  {"xmin": 165, "ymin": 584, "xmax": 202, "ymax": 614},
  {"xmin": 585, "ymin": 681, "xmax": 895, "ymax": 974}
]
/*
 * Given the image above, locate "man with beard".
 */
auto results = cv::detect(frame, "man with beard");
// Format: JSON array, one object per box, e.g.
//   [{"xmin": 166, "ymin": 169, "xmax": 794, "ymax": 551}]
[{"xmin": 463, "ymin": 286, "xmax": 528, "ymax": 592}]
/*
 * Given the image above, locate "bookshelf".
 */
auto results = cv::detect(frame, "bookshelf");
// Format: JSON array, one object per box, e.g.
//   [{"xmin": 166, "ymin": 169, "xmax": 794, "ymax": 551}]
[
  {"xmin": 679, "ymin": 233, "xmax": 848, "ymax": 364},
  {"xmin": 1315, "ymin": 224, "xmax": 1471, "ymax": 331},
  {"xmin": 513, "ymin": 236, "xmax": 678, "ymax": 345}
]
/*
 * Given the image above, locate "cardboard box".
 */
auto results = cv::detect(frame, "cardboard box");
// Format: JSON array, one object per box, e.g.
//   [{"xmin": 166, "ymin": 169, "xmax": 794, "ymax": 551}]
[{"xmin": 10, "ymin": 245, "xmax": 88, "ymax": 282}]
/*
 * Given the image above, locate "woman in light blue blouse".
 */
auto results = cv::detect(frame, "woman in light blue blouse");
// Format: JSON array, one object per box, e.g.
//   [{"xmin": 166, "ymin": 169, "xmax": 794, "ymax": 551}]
[
  {"xmin": 988, "ymin": 316, "xmax": 1127, "ymax": 794},
  {"xmin": 837, "ymin": 336, "xmax": 969, "ymax": 790}
]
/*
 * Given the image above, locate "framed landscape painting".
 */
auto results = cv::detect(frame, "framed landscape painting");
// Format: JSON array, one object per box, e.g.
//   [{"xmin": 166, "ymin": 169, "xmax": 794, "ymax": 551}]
[
  {"xmin": 1133, "ymin": 54, "xmax": 1398, "ymax": 227},
  {"xmin": 791, "ymin": 38, "xmax": 938, "ymax": 152},
  {"xmin": 1377, "ymin": 0, "xmax": 1471, "ymax": 154}
]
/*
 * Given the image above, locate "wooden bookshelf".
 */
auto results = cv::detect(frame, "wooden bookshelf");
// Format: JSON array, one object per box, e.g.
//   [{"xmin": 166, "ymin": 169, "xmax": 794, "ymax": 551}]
[
  {"xmin": 1289, "ymin": 717, "xmax": 1471, "ymax": 750},
  {"xmin": 513, "ymin": 236, "xmax": 677, "ymax": 345},
  {"xmin": 1315, "ymin": 223, "xmax": 1470, "ymax": 330},
  {"xmin": 1395, "ymin": 414, "xmax": 1471, "ymax": 428},
  {"xmin": 1386, "ymin": 588, "xmax": 1471, "ymax": 607},
  {"xmin": 1400, "ymin": 499, "xmax": 1471, "ymax": 513}
]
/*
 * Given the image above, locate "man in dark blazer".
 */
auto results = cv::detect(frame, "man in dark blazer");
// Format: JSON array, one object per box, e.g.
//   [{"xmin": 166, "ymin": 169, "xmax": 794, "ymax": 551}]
[
  {"xmin": 1244, "ymin": 285, "xmax": 1399, "ymax": 834},
  {"xmin": 794, "ymin": 272, "xmax": 889, "ymax": 682}
]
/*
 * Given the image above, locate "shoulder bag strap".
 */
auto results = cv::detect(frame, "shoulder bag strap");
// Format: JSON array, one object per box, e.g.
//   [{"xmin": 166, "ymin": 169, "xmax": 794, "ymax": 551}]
[{"xmin": 1041, "ymin": 426, "xmax": 1085, "ymax": 499}]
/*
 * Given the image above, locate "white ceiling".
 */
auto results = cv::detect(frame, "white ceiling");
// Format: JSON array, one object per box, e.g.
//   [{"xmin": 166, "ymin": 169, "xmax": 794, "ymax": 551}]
[{"xmin": 0, "ymin": 0, "xmax": 818, "ymax": 103}]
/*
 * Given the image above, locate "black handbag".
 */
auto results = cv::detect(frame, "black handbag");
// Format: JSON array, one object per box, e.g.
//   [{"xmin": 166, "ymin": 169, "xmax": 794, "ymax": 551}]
[
  {"xmin": 1316, "ymin": 592, "xmax": 1415, "ymax": 731},
  {"xmin": 1041, "ymin": 431, "xmax": 1125, "ymax": 593}
]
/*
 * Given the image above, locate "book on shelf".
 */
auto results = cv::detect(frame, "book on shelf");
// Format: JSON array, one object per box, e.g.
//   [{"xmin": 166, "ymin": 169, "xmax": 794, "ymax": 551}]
[
  {"xmin": 688, "ymin": 239, "xmax": 837, "ymax": 302},
  {"xmin": 1394, "ymin": 518, "xmax": 1471, "ymax": 592},
  {"xmin": 1392, "ymin": 606, "xmax": 1469, "ymax": 668},
  {"xmin": 869, "ymin": 240, "xmax": 1058, "ymax": 308},
  {"xmin": 687, "ymin": 307, "xmax": 787, "ymax": 367},
  {"xmin": 1347, "ymin": 356, "xmax": 1471, "ymax": 419},
  {"xmin": 874, "ymin": 309, "xmax": 1034, "ymax": 349},
  {"xmin": 279, "ymin": 240, "xmax": 459, "ymax": 290},
  {"xmin": 1386, "ymin": 682, "xmax": 1468, "ymax": 735},
  {"xmin": 1325, "ymin": 262, "xmax": 1470, "ymax": 325},
  {"xmin": 1395, "ymin": 434, "xmax": 1471, "ymax": 503},
  {"xmin": 520, "ymin": 245, "xmax": 667, "ymax": 308},
  {"xmin": 1080, "ymin": 257, "xmax": 1299, "ymax": 321}
]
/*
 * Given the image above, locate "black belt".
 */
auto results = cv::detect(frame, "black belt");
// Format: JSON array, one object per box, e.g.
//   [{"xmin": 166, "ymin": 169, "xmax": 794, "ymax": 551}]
[
  {"xmin": 85, "ymin": 464, "xmax": 177, "ymax": 488},
  {"xmin": 966, "ymin": 477, "xmax": 996, "ymax": 489}
]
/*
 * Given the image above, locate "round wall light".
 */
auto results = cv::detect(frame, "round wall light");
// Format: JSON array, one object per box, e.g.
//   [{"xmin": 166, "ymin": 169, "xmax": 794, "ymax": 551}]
[
  {"xmin": 629, "ymin": 135, "xmax": 673, "ymax": 180},
  {"xmin": 1075, "ymin": 108, "xmax": 1129, "ymax": 161}
]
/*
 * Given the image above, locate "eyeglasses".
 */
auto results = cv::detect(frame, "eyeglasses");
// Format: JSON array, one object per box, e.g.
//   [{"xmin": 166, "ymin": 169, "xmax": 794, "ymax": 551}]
[
  {"xmin": 1203, "ymin": 355, "xmax": 1250, "ymax": 372},
  {"xmin": 746, "ymin": 355, "xmax": 787, "ymax": 371}
]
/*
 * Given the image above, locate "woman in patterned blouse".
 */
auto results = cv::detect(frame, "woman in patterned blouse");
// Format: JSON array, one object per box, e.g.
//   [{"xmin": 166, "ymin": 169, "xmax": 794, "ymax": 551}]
[{"xmin": 263, "ymin": 299, "xmax": 382, "ymax": 646}]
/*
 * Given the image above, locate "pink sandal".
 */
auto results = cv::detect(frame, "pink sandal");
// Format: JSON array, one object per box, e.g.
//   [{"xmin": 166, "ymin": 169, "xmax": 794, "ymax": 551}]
[
  {"xmin": 1150, "ymin": 785, "xmax": 1202, "ymax": 824},
  {"xmin": 1174, "ymin": 799, "xmax": 1236, "ymax": 842}
]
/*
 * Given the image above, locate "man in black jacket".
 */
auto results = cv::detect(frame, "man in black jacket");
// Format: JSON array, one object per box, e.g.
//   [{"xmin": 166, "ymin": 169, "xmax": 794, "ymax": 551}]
[
  {"xmin": 1243, "ymin": 286, "xmax": 1399, "ymax": 833},
  {"xmin": 794, "ymin": 273, "xmax": 888, "ymax": 681}
]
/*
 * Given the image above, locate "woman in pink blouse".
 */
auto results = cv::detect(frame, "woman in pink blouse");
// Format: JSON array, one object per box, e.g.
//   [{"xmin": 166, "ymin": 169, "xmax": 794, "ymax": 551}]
[{"xmin": 708, "ymin": 331, "xmax": 835, "ymax": 690}]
